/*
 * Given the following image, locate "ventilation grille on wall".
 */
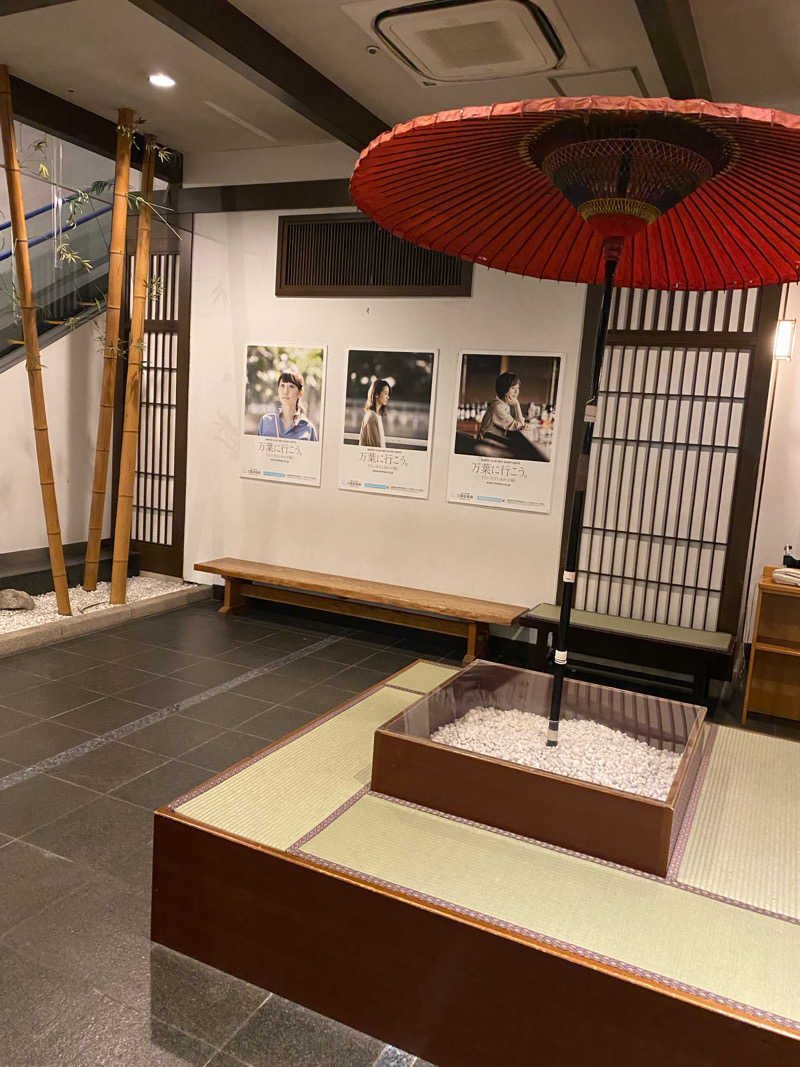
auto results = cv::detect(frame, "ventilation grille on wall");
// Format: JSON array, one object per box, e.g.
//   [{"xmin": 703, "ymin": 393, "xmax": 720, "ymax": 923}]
[{"xmin": 276, "ymin": 213, "xmax": 473, "ymax": 297}]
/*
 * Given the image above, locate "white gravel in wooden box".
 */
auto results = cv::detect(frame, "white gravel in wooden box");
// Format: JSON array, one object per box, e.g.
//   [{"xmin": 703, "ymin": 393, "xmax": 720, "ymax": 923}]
[
  {"xmin": 0, "ymin": 576, "xmax": 190, "ymax": 634},
  {"xmin": 431, "ymin": 706, "xmax": 682, "ymax": 800}
]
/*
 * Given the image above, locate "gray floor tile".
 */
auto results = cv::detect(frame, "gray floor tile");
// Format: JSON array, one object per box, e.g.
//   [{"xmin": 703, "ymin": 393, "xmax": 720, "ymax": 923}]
[
  {"xmin": 0, "ymin": 662, "xmax": 45, "ymax": 697},
  {"xmin": 4, "ymin": 871, "xmax": 152, "ymax": 1010},
  {"xmin": 150, "ymin": 944, "xmax": 268, "ymax": 1046},
  {"xmin": 358, "ymin": 649, "xmax": 422, "ymax": 674},
  {"xmin": 230, "ymin": 673, "xmax": 307, "ymax": 704},
  {"xmin": 66, "ymin": 661, "xmax": 161, "ymax": 696},
  {"xmin": 318, "ymin": 638, "xmax": 388, "ymax": 665},
  {"xmin": 60, "ymin": 632, "xmax": 150, "ymax": 661},
  {"xmin": 54, "ymin": 694, "xmax": 153, "ymax": 734},
  {"xmin": 183, "ymin": 730, "xmax": 268, "ymax": 772},
  {"xmin": 0, "ymin": 840, "xmax": 92, "ymax": 934},
  {"xmin": 119, "ymin": 645, "xmax": 206, "ymax": 675},
  {"xmin": 0, "ymin": 719, "xmax": 94, "ymax": 765},
  {"xmin": 124, "ymin": 715, "xmax": 223, "ymax": 757},
  {"xmin": 223, "ymin": 993, "xmax": 383, "ymax": 1067},
  {"xmin": 207, "ymin": 1053, "xmax": 251, "ymax": 1067},
  {"xmin": 120, "ymin": 675, "xmax": 206, "ymax": 710},
  {"xmin": 53, "ymin": 742, "xmax": 166, "ymax": 793},
  {"xmin": 23, "ymin": 795, "xmax": 153, "ymax": 877},
  {"xmin": 171, "ymin": 658, "xmax": 251, "ymax": 687},
  {"xmin": 183, "ymin": 690, "xmax": 271, "ymax": 728},
  {"xmin": 0, "ymin": 946, "xmax": 216, "ymax": 1067},
  {"xmin": 0, "ymin": 703, "xmax": 39, "ymax": 736},
  {"xmin": 2, "ymin": 679, "xmax": 102, "ymax": 717},
  {"xmin": 7, "ymin": 646, "xmax": 102, "ymax": 680},
  {"xmin": 236, "ymin": 704, "xmax": 318, "ymax": 743},
  {"xmin": 0, "ymin": 773, "xmax": 98, "ymax": 837},
  {"xmin": 285, "ymin": 683, "xmax": 353, "ymax": 715},
  {"xmin": 217, "ymin": 642, "xmax": 285, "ymax": 668},
  {"xmin": 272, "ymin": 656, "xmax": 352, "ymax": 686},
  {"xmin": 111, "ymin": 760, "xmax": 213, "ymax": 809},
  {"xmin": 327, "ymin": 664, "xmax": 389, "ymax": 692},
  {"xmin": 255, "ymin": 630, "xmax": 322, "ymax": 653}
]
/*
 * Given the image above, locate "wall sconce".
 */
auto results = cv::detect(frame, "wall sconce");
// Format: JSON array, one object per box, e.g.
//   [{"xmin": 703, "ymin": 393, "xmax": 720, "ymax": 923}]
[{"xmin": 774, "ymin": 318, "xmax": 795, "ymax": 360}]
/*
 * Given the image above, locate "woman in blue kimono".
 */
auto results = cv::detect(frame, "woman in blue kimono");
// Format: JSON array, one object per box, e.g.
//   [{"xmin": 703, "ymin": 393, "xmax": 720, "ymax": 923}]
[{"xmin": 257, "ymin": 370, "xmax": 318, "ymax": 441}]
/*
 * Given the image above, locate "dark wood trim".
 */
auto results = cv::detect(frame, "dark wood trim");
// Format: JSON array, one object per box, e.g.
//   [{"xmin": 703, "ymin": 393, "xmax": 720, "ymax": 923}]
[
  {"xmin": 152, "ymin": 810, "xmax": 800, "ymax": 1065},
  {"xmin": 128, "ymin": 0, "xmax": 388, "ymax": 151},
  {"xmin": 8, "ymin": 76, "xmax": 181, "ymax": 184},
  {"xmin": 718, "ymin": 284, "xmax": 782, "ymax": 633},
  {"xmin": 558, "ymin": 284, "xmax": 604, "ymax": 595},
  {"xmin": 634, "ymin": 0, "xmax": 711, "ymax": 100},
  {"xmin": 174, "ymin": 179, "xmax": 353, "ymax": 215},
  {"xmin": 0, "ymin": 0, "xmax": 76, "ymax": 12}
]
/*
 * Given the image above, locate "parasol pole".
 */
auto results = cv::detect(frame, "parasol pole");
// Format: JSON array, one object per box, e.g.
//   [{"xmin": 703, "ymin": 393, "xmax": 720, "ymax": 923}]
[
  {"xmin": 547, "ymin": 237, "xmax": 622, "ymax": 745},
  {"xmin": 83, "ymin": 107, "xmax": 134, "ymax": 591},
  {"xmin": 110, "ymin": 136, "xmax": 155, "ymax": 605},
  {"xmin": 0, "ymin": 65, "xmax": 72, "ymax": 616}
]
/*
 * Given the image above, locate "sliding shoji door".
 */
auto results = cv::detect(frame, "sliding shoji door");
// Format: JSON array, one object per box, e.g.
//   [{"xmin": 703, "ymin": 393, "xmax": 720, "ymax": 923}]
[
  {"xmin": 565, "ymin": 284, "xmax": 780, "ymax": 634},
  {"xmin": 116, "ymin": 218, "xmax": 192, "ymax": 577}
]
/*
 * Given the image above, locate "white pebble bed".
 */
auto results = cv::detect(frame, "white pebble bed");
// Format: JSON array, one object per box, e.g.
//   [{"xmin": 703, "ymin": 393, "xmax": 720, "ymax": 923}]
[
  {"xmin": 431, "ymin": 706, "xmax": 682, "ymax": 800},
  {"xmin": 0, "ymin": 576, "xmax": 191, "ymax": 634}
]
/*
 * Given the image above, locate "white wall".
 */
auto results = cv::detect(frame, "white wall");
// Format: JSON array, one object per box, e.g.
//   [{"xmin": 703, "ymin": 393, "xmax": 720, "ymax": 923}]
[
  {"xmin": 0, "ymin": 315, "xmax": 111, "ymax": 554},
  {"xmin": 185, "ymin": 210, "xmax": 587, "ymax": 614},
  {"xmin": 746, "ymin": 283, "xmax": 800, "ymax": 636},
  {"xmin": 182, "ymin": 142, "xmax": 358, "ymax": 188}
]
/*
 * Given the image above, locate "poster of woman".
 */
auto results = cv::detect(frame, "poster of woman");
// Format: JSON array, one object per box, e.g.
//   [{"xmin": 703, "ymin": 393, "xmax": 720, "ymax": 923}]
[
  {"xmin": 241, "ymin": 345, "xmax": 326, "ymax": 486},
  {"xmin": 448, "ymin": 350, "xmax": 561, "ymax": 512},
  {"xmin": 339, "ymin": 348, "xmax": 437, "ymax": 498}
]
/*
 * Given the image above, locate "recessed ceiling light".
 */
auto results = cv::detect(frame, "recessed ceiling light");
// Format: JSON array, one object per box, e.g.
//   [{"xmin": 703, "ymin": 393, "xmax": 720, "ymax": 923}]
[{"xmin": 149, "ymin": 73, "xmax": 176, "ymax": 89}]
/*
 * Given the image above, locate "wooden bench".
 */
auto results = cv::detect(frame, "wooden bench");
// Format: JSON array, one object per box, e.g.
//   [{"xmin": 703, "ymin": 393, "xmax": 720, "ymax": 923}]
[
  {"xmin": 196, "ymin": 558, "xmax": 527, "ymax": 665},
  {"xmin": 520, "ymin": 602, "xmax": 734, "ymax": 705}
]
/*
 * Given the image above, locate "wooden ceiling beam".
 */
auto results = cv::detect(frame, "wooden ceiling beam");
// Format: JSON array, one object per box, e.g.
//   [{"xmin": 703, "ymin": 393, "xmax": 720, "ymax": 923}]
[
  {"xmin": 635, "ymin": 0, "xmax": 712, "ymax": 100},
  {"xmin": 9, "ymin": 75, "xmax": 182, "ymax": 183},
  {"xmin": 128, "ymin": 0, "xmax": 389, "ymax": 151}
]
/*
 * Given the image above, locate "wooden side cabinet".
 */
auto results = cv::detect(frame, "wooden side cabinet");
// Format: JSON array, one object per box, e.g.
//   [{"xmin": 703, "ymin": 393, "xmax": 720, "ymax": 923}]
[{"xmin": 743, "ymin": 565, "xmax": 800, "ymax": 723}]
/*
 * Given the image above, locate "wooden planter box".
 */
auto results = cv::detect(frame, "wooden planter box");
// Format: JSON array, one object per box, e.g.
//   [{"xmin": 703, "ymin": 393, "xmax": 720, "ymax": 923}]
[{"xmin": 372, "ymin": 662, "xmax": 707, "ymax": 876}]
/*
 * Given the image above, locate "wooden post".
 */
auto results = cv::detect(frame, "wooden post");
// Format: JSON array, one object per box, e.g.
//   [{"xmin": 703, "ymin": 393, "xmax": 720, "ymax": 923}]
[
  {"xmin": 83, "ymin": 108, "xmax": 134, "ymax": 590},
  {"xmin": 0, "ymin": 66, "xmax": 71, "ymax": 615},
  {"xmin": 110, "ymin": 137, "xmax": 155, "ymax": 604}
]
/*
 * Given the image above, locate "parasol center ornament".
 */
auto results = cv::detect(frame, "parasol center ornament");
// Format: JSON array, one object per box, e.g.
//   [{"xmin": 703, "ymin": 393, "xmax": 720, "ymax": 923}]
[{"xmin": 526, "ymin": 114, "xmax": 732, "ymax": 247}]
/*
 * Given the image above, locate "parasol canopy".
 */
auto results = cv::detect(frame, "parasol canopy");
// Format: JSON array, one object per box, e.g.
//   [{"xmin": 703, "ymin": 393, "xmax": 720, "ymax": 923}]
[{"xmin": 350, "ymin": 96, "xmax": 800, "ymax": 291}]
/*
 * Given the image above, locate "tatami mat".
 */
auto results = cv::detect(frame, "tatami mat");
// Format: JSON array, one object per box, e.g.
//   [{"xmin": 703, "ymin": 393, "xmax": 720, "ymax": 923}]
[
  {"xmin": 387, "ymin": 662, "xmax": 460, "ymax": 692},
  {"xmin": 170, "ymin": 661, "xmax": 800, "ymax": 1030},
  {"xmin": 175, "ymin": 685, "xmax": 418, "ymax": 850},
  {"xmin": 299, "ymin": 792, "xmax": 800, "ymax": 1027},
  {"xmin": 677, "ymin": 726, "xmax": 800, "ymax": 919}
]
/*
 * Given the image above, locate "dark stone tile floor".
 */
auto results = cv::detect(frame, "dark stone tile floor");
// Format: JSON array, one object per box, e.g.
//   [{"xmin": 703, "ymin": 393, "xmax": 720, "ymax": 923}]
[{"xmin": 0, "ymin": 598, "xmax": 455, "ymax": 1066}]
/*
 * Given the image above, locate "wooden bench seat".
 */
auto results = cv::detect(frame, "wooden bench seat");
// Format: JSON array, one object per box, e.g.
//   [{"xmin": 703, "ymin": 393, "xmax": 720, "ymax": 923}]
[
  {"xmin": 196, "ymin": 557, "xmax": 527, "ymax": 664},
  {"xmin": 520, "ymin": 602, "xmax": 734, "ymax": 705}
]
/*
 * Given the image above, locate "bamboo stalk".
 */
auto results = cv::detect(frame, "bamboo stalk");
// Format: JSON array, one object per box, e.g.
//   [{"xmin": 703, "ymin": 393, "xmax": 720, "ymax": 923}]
[
  {"xmin": 83, "ymin": 107, "xmax": 134, "ymax": 590},
  {"xmin": 0, "ymin": 66, "xmax": 71, "ymax": 616},
  {"xmin": 110, "ymin": 137, "xmax": 156, "ymax": 604}
]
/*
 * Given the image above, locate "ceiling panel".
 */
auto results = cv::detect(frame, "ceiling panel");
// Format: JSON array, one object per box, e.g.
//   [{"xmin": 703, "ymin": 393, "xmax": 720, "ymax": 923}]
[{"xmin": 0, "ymin": 0, "xmax": 334, "ymax": 151}]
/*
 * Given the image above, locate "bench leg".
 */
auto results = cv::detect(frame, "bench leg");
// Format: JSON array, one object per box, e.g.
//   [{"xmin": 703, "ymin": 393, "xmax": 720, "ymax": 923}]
[
  {"xmin": 219, "ymin": 578, "xmax": 246, "ymax": 615},
  {"xmin": 463, "ymin": 623, "xmax": 489, "ymax": 665}
]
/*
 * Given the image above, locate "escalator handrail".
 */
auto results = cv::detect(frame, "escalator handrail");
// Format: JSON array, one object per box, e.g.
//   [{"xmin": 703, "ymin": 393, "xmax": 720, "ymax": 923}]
[{"xmin": 0, "ymin": 203, "xmax": 111, "ymax": 264}]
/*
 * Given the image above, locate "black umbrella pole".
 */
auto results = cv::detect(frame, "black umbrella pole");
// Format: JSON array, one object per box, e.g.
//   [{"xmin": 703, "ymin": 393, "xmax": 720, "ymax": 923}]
[{"xmin": 547, "ymin": 248, "xmax": 620, "ymax": 746}]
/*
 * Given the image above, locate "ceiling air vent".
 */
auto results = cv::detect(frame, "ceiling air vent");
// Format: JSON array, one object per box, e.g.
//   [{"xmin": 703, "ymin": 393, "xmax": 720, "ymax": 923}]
[{"xmin": 372, "ymin": 0, "xmax": 565, "ymax": 83}]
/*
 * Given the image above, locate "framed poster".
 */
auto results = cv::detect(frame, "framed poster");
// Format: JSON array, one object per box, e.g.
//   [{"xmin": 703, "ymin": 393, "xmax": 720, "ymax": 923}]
[
  {"xmin": 241, "ymin": 345, "xmax": 326, "ymax": 487},
  {"xmin": 339, "ymin": 348, "xmax": 437, "ymax": 499},
  {"xmin": 447, "ymin": 350, "xmax": 561, "ymax": 512}
]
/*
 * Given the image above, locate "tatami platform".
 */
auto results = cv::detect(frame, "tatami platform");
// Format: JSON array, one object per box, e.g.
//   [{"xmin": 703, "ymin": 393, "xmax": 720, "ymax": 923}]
[{"xmin": 153, "ymin": 661, "xmax": 800, "ymax": 1066}]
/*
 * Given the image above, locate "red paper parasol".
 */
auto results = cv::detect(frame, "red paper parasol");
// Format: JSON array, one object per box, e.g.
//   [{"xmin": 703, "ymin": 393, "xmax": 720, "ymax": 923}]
[
  {"xmin": 351, "ymin": 95, "xmax": 800, "ymax": 743},
  {"xmin": 351, "ymin": 96, "xmax": 800, "ymax": 291}
]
